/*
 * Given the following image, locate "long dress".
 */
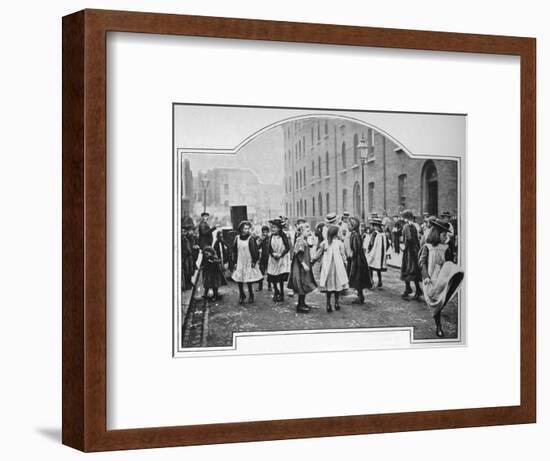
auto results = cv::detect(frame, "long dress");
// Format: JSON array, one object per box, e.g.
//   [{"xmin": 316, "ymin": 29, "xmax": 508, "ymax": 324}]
[
  {"xmin": 366, "ymin": 230, "xmax": 388, "ymax": 271},
  {"xmin": 232, "ymin": 236, "xmax": 263, "ymax": 283},
  {"xmin": 267, "ymin": 234, "xmax": 291, "ymax": 283},
  {"xmin": 400, "ymin": 223, "xmax": 422, "ymax": 282},
  {"xmin": 287, "ymin": 236, "xmax": 318, "ymax": 295},
  {"xmin": 202, "ymin": 253, "xmax": 227, "ymax": 289},
  {"xmin": 419, "ymin": 243, "xmax": 464, "ymax": 316},
  {"xmin": 314, "ymin": 239, "xmax": 349, "ymax": 292},
  {"xmin": 347, "ymin": 230, "xmax": 372, "ymax": 289}
]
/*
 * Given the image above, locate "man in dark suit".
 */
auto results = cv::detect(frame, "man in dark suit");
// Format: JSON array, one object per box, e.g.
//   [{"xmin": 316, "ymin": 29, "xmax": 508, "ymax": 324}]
[{"xmin": 198, "ymin": 212, "xmax": 217, "ymax": 249}]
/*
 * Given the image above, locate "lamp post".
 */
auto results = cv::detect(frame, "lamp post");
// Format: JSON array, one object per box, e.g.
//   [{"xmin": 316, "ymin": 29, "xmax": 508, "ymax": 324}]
[
  {"xmin": 357, "ymin": 136, "xmax": 369, "ymax": 222},
  {"xmin": 200, "ymin": 175, "xmax": 210, "ymax": 214}
]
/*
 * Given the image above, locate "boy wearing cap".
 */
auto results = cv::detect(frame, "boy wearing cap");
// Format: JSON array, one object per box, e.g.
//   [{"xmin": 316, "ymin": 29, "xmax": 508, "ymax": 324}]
[{"xmin": 198, "ymin": 212, "xmax": 218, "ymax": 249}]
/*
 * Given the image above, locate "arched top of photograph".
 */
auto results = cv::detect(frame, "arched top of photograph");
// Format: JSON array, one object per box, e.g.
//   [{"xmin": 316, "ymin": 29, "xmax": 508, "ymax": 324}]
[{"xmin": 174, "ymin": 103, "xmax": 464, "ymax": 356}]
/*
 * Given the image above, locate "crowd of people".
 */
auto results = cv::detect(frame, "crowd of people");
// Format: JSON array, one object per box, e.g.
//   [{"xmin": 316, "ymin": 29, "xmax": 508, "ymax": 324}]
[{"xmin": 181, "ymin": 209, "xmax": 463, "ymax": 337}]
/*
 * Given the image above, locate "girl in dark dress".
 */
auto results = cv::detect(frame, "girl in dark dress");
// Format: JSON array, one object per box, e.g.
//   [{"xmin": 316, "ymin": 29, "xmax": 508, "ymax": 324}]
[
  {"xmin": 400, "ymin": 210, "xmax": 422, "ymax": 301},
  {"xmin": 201, "ymin": 246, "xmax": 227, "ymax": 301},
  {"xmin": 287, "ymin": 223, "xmax": 317, "ymax": 313},
  {"xmin": 257, "ymin": 225, "xmax": 272, "ymax": 292},
  {"xmin": 347, "ymin": 217, "xmax": 372, "ymax": 304}
]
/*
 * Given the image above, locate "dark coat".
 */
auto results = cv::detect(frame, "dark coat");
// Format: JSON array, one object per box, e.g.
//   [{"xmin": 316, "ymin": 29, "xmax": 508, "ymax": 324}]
[
  {"xmin": 231, "ymin": 235, "xmax": 260, "ymax": 268},
  {"xmin": 181, "ymin": 234, "xmax": 194, "ymax": 291},
  {"xmin": 400, "ymin": 223, "xmax": 422, "ymax": 282},
  {"xmin": 201, "ymin": 252, "xmax": 227, "ymax": 289},
  {"xmin": 198, "ymin": 220, "xmax": 215, "ymax": 249},
  {"xmin": 258, "ymin": 236, "xmax": 271, "ymax": 274},
  {"xmin": 347, "ymin": 230, "xmax": 372, "ymax": 289},
  {"xmin": 287, "ymin": 237, "xmax": 317, "ymax": 295}
]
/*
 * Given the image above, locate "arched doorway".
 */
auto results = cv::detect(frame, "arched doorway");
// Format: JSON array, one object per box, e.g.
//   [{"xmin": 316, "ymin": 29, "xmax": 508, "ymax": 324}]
[
  {"xmin": 422, "ymin": 160, "xmax": 438, "ymax": 216},
  {"xmin": 352, "ymin": 181, "xmax": 361, "ymax": 217}
]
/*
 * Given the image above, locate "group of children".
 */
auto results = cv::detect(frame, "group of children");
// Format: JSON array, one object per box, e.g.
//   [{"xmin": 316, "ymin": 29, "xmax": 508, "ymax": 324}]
[{"xmin": 197, "ymin": 210, "xmax": 463, "ymax": 337}]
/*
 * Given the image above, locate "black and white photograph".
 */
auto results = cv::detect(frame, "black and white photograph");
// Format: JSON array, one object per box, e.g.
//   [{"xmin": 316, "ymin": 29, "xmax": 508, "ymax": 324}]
[{"xmin": 174, "ymin": 104, "xmax": 465, "ymax": 355}]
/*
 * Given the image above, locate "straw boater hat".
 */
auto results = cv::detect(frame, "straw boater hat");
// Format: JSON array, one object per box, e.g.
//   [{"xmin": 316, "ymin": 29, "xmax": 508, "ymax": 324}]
[
  {"xmin": 200, "ymin": 211, "xmax": 210, "ymax": 217},
  {"xmin": 269, "ymin": 217, "xmax": 284, "ymax": 228},
  {"xmin": 370, "ymin": 217, "xmax": 383, "ymax": 227},
  {"xmin": 325, "ymin": 212, "xmax": 339, "ymax": 225},
  {"xmin": 441, "ymin": 211, "xmax": 452, "ymax": 218},
  {"xmin": 430, "ymin": 218, "xmax": 453, "ymax": 234},
  {"xmin": 342, "ymin": 211, "xmax": 351, "ymax": 218}
]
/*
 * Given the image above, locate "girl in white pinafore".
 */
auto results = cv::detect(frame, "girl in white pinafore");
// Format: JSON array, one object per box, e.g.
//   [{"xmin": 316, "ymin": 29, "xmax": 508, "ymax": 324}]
[
  {"xmin": 311, "ymin": 225, "xmax": 349, "ymax": 313},
  {"xmin": 266, "ymin": 219, "xmax": 291, "ymax": 302},
  {"xmin": 231, "ymin": 220, "xmax": 263, "ymax": 304},
  {"xmin": 419, "ymin": 218, "xmax": 464, "ymax": 338}
]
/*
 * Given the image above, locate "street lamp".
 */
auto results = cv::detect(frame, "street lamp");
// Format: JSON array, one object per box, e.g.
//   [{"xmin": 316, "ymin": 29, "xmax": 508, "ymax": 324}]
[
  {"xmin": 200, "ymin": 175, "xmax": 210, "ymax": 214},
  {"xmin": 357, "ymin": 136, "xmax": 369, "ymax": 222}
]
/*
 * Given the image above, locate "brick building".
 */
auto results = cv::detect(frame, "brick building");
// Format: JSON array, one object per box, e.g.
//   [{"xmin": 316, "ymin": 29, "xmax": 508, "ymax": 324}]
[{"xmin": 282, "ymin": 117, "xmax": 458, "ymax": 225}]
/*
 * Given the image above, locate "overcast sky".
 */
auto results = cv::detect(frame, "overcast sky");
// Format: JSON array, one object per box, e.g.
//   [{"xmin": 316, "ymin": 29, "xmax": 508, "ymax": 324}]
[{"xmin": 181, "ymin": 124, "xmax": 285, "ymax": 184}]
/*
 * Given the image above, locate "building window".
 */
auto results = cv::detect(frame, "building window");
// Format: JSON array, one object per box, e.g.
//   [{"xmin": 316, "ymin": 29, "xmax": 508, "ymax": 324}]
[
  {"xmin": 295, "ymin": 172, "xmax": 299, "ymax": 189},
  {"xmin": 317, "ymin": 122, "xmax": 321, "ymax": 141},
  {"xmin": 303, "ymin": 136, "xmax": 306, "ymax": 152},
  {"xmin": 312, "ymin": 196, "xmax": 316, "ymax": 216},
  {"xmin": 422, "ymin": 160, "xmax": 439, "ymax": 216},
  {"xmin": 342, "ymin": 189, "xmax": 348, "ymax": 212},
  {"xmin": 297, "ymin": 202, "xmax": 299, "ymax": 216},
  {"xmin": 326, "ymin": 193, "xmax": 330, "ymax": 213},
  {"xmin": 311, "ymin": 127, "xmax": 314, "ymax": 144},
  {"xmin": 368, "ymin": 182, "xmax": 375, "ymax": 213},
  {"xmin": 325, "ymin": 151, "xmax": 329, "ymax": 176},
  {"xmin": 324, "ymin": 120, "xmax": 328, "ymax": 135},
  {"xmin": 368, "ymin": 129, "xmax": 376, "ymax": 161},
  {"xmin": 318, "ymin": 156, "xmax": 322, "ymax": 177},
  {"xmin": 318, "ymin": 192, "xmax": 323, "ymax": 216},
  {"xmin": 312, "ymin": 159, "xmax": 315, "ymax": 177},
  {"xmin": 285, "ymin": 202, "xmax": 289, "ymax": 216},
  {"xmin": 224, "ymin": 200, "xmax": 229, "ymax": 208},
  {"xmin": 341, "ymin": 142, "xmax": 346, "ymax": 169},
  {"xmin": 304, "ymin": 199, "xmax": 308, "ymax": 217},
  {"xmin": 398, "ymin": 174, "xmax": 407, "ymax": 208},
  {"xmin": 353, "ymin": 134, "xmax": 359, "ymax": 164},
  {"xmin": 224, "ymin": 183, "xmax": 229, "ymax": 194}
]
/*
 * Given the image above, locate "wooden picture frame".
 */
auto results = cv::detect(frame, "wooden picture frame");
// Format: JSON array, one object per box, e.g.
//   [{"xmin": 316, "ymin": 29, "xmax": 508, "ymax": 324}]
[{"xmin": 62, "ymin": 9, "xmax": 536, "ymax": 452}]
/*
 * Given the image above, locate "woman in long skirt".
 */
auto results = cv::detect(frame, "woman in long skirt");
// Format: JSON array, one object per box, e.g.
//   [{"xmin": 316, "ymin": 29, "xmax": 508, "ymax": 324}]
[
  {"xmin": 231, "ymin": 220, "xmax": 263, "ymax": 304},
  {"xmin": 400, "ymin": 210, "xmax": 422, "ymax": 301},
  {"xmin": 366, "ymin": 217, "xmax": 389, "ymax": 288},
  {"xmin": 266, "ymin": 218, "xmax": 291, "ymax": 302},
  {"xmin": 312, "ymin": 225, "xmax": 349, "ymax": 313},
  {"xmin": 419, "ymin": 219, "xmax": 464, "ymax": 337},
  {"xmin": 287, "ymin": 222, "xmax": 317, "ymax": 313},
  {"xmin": 347, "ymin": 217, "xmax": 372, "ymax": 304}
]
